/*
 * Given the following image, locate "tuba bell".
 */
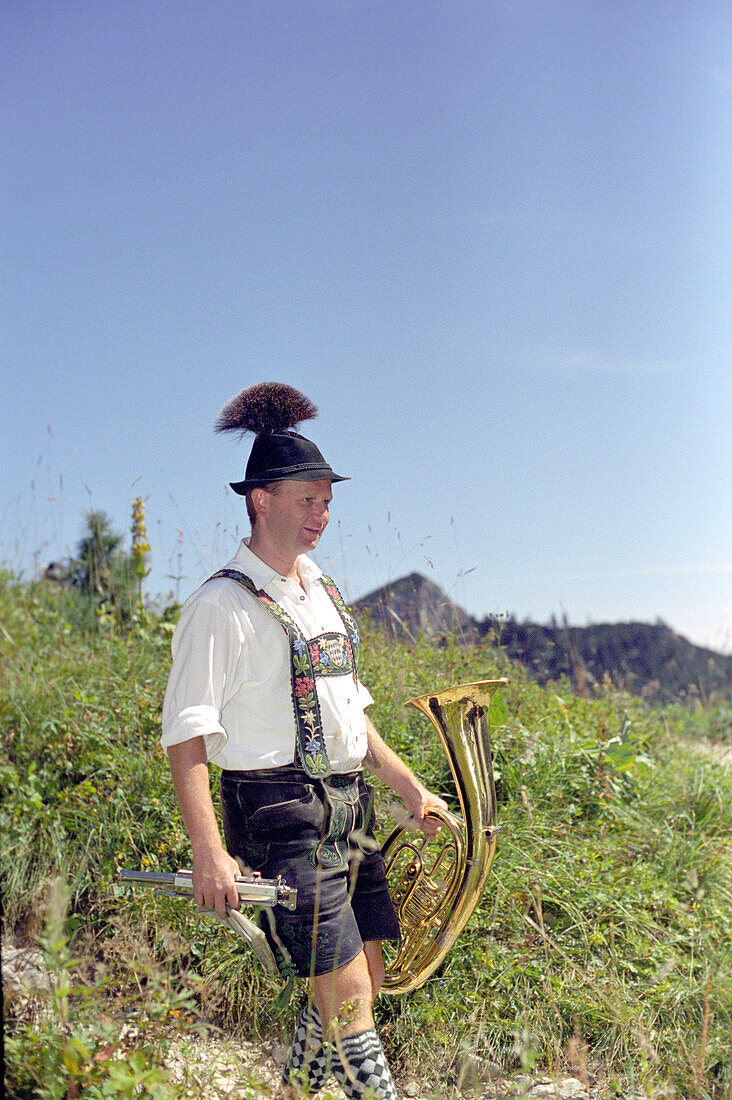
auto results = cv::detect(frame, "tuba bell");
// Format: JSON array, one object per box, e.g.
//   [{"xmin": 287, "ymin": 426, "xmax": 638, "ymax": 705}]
[{"xmin": 380, "ymin": 679, "xmax": 505, "ymax": 994}]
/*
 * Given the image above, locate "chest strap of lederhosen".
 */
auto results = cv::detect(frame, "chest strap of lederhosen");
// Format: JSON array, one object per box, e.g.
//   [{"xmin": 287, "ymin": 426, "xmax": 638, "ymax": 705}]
[{"xmin": 208, "ymin": 568, "xmax": 360, "ymax": 780}]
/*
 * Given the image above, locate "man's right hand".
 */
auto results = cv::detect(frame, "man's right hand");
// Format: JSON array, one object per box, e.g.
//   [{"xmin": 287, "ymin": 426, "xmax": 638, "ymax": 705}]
[{"xmin": 191, "ymin": 846, "xmax": 243, "ymax": 919}]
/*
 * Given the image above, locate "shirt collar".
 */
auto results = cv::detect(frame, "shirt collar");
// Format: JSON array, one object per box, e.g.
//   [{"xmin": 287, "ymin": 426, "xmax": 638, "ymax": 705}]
[{"xmin": 230, "ymin": 539, "xmax": 323, "ymax": 590}]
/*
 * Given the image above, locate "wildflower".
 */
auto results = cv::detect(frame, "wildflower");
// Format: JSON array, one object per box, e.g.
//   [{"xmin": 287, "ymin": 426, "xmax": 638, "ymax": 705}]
[
  {"xmin": 131, "ymin": 497, "xmax": 150, "ymax": 559},
  {"xmin": 130, "ymin": 496, "xmax": 151, "ymax": 590}
]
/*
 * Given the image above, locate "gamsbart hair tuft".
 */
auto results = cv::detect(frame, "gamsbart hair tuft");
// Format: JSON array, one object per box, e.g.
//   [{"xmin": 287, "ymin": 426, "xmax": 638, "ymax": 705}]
[{"xmin": 214, "ymin": 382, "xmax": 318, "ymax": 437}]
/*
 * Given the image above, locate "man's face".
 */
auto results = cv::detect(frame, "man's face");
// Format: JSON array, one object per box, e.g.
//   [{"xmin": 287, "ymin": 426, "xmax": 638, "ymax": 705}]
[{"xmin": 257, "ymin": 479, "xmax": 333, "ymax": 559}]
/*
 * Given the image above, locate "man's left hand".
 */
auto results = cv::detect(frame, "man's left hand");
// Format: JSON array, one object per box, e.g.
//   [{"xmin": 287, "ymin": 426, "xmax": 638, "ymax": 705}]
[{"xmin": 402, "ymin": 785, "xmax": 449, "ymax": 839}]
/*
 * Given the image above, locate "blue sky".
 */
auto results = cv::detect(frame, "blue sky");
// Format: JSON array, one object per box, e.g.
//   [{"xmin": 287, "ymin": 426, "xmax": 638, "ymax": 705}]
[{"xmin": 2, "ymin": 0, "xmax": 730, "ymax": 651}]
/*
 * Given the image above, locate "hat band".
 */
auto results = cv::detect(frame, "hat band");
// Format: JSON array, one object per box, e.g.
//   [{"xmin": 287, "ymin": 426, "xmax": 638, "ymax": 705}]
[{"xmin": 253, "ymin": 461, "xmax": 335, "ymax": 479}]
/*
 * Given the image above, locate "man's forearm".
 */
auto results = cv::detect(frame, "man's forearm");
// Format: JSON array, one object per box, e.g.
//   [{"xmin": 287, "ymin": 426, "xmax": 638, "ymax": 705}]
[
  {"xmin": 166, "ymin": 735, "xmax": 242, "ymax": 916},
  {"xmin": 363, "ymin": 715, "xmax": 422, "ymax": 801},
  {"xmin": 167, "ymin": 736, "xmax": 225, "ymax": 857},
  {"xmin": 363, "ymin": 713, "xmax": 449, "ymax": 837}
]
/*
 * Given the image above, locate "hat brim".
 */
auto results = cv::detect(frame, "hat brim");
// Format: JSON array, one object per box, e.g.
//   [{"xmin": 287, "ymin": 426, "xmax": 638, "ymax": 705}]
[{"xmin": 229, "ymin": 468, "xmax": 349, "ymax": 496}]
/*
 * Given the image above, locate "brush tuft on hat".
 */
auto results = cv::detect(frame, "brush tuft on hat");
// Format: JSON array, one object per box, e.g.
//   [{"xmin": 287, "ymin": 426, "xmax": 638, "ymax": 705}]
[{"xmin": 214, "ymin": 382, "xmax": 318, "ymax": 437}]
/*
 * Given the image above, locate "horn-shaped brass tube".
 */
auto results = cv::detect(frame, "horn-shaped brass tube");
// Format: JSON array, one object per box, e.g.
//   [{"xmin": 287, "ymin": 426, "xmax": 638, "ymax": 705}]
[{"xmin": 380, "ymin": 679, "xmax": 505, "ymax": 994}]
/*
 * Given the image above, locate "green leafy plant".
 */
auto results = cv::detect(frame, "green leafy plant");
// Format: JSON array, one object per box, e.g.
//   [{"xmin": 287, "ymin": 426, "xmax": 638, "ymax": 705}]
[{"xmin": 4, "ymin": 878, "xmax": 188, "ymax": 1098}]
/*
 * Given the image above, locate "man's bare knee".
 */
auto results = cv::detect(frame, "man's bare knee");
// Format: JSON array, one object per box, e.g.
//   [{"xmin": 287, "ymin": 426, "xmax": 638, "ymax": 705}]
[{"xmin": 312, "ymin": 950, "xmax": 375, "ymax": 1036}]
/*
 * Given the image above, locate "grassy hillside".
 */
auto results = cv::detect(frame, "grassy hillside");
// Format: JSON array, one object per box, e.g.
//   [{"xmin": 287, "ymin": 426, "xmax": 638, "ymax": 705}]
[{"xmin": 2, "ymin": 575, "xmax": 731, "ymax": 1098}]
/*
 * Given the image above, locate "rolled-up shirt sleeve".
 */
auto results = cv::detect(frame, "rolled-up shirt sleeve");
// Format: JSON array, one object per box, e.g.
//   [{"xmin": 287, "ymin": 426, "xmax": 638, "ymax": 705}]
[
  {"xmin": 357, "ymin": 680, "xmax": 374, "ymax": 711},
  {"xmin": 161, "ymin": 588, "xmax": 244, "ymax": 761}
]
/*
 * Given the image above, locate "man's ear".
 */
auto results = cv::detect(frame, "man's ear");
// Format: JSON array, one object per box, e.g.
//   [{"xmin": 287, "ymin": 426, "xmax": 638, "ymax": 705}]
[{"xmin": 250, "ymin": 487, "xmax": 269, "ymax": 519}]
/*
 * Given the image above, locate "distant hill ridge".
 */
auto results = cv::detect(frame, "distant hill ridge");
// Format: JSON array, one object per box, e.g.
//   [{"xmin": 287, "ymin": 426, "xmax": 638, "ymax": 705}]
[{"xmin": 352, "ymin": 572, "xmax": 732, "ymax": 702}]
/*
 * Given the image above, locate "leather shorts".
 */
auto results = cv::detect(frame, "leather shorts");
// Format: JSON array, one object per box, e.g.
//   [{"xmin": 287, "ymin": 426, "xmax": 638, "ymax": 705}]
[{"xmin": 220, "ymin": 765, "xmax": 401, "ymax": 978}]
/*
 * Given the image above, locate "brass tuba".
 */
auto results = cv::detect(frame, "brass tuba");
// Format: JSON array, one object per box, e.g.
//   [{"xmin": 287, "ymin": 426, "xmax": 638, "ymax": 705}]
[{"xmin": 380, "ymin": 679, "xmax": 505, "ymax": 994}]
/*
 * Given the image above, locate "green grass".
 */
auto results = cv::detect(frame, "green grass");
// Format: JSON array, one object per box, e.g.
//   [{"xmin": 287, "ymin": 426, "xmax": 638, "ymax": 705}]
[{"xmin": 2, "ymin": 574, "xmax": 731, "ymax": 1098}]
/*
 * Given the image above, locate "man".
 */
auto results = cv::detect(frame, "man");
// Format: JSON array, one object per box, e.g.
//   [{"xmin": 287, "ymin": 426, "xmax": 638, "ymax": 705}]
[{"xmin": 161, "ymin": 383, "xmax": 447, "ymax": 1100}]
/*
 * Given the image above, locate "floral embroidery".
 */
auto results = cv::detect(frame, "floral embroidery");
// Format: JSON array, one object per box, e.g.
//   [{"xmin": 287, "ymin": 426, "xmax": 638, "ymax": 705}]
[
  {"xmin": 319, "ymin": 576, "xmax": 361, "ymax": 671},
  {"xmin": 294, "ymin": 677, "xmax": 315, "ymax": 698}
]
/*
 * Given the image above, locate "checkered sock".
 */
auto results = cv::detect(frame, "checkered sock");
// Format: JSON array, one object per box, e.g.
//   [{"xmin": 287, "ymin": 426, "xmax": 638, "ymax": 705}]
[
  {"xmin": 282, "ymin": 1002, "xmax": 330, "ymax": 1095},
  {"xmin": 332, "ymin": 1028, "xmax": 399, "ymax": 1099}
]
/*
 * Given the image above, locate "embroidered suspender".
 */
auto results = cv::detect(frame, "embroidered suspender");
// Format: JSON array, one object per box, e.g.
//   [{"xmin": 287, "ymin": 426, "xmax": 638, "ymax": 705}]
[
  {"xmin": 208, "ymin": 568, "xmax": 360, "ymax": 779},
  {"xmin": 319, "ymin": 574, "xmax": 361, "ymax": 672}
]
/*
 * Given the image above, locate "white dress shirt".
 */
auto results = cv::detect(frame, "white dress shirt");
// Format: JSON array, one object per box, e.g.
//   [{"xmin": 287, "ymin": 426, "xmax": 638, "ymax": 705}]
[{"xmin": 161, "ymin": 540, "xmax": 373, "ymax": 772}]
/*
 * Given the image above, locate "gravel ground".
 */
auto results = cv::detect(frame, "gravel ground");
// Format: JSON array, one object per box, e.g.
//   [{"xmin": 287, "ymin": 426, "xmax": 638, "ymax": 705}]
[{"xmin": 160, "ymin": 1026, "xmax": 668, "ymax": 1100}]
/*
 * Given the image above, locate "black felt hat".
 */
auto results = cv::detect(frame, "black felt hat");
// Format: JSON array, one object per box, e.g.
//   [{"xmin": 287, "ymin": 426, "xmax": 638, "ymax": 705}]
[{"xmin": 215, "ymin": 383, "xmax": 349, "ymax": 496}]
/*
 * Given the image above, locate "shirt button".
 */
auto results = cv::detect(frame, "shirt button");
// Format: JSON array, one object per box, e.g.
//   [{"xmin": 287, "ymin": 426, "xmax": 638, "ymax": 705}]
[{"xmin": 300, "ymin": 595, "xmax": 305, "ymax": 601}]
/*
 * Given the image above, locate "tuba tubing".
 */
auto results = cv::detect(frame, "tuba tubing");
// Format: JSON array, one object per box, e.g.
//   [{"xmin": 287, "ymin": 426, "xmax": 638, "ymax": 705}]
[{"xmin": 380, "ymin": 679, "xmax": 505, "ymax": 994}]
